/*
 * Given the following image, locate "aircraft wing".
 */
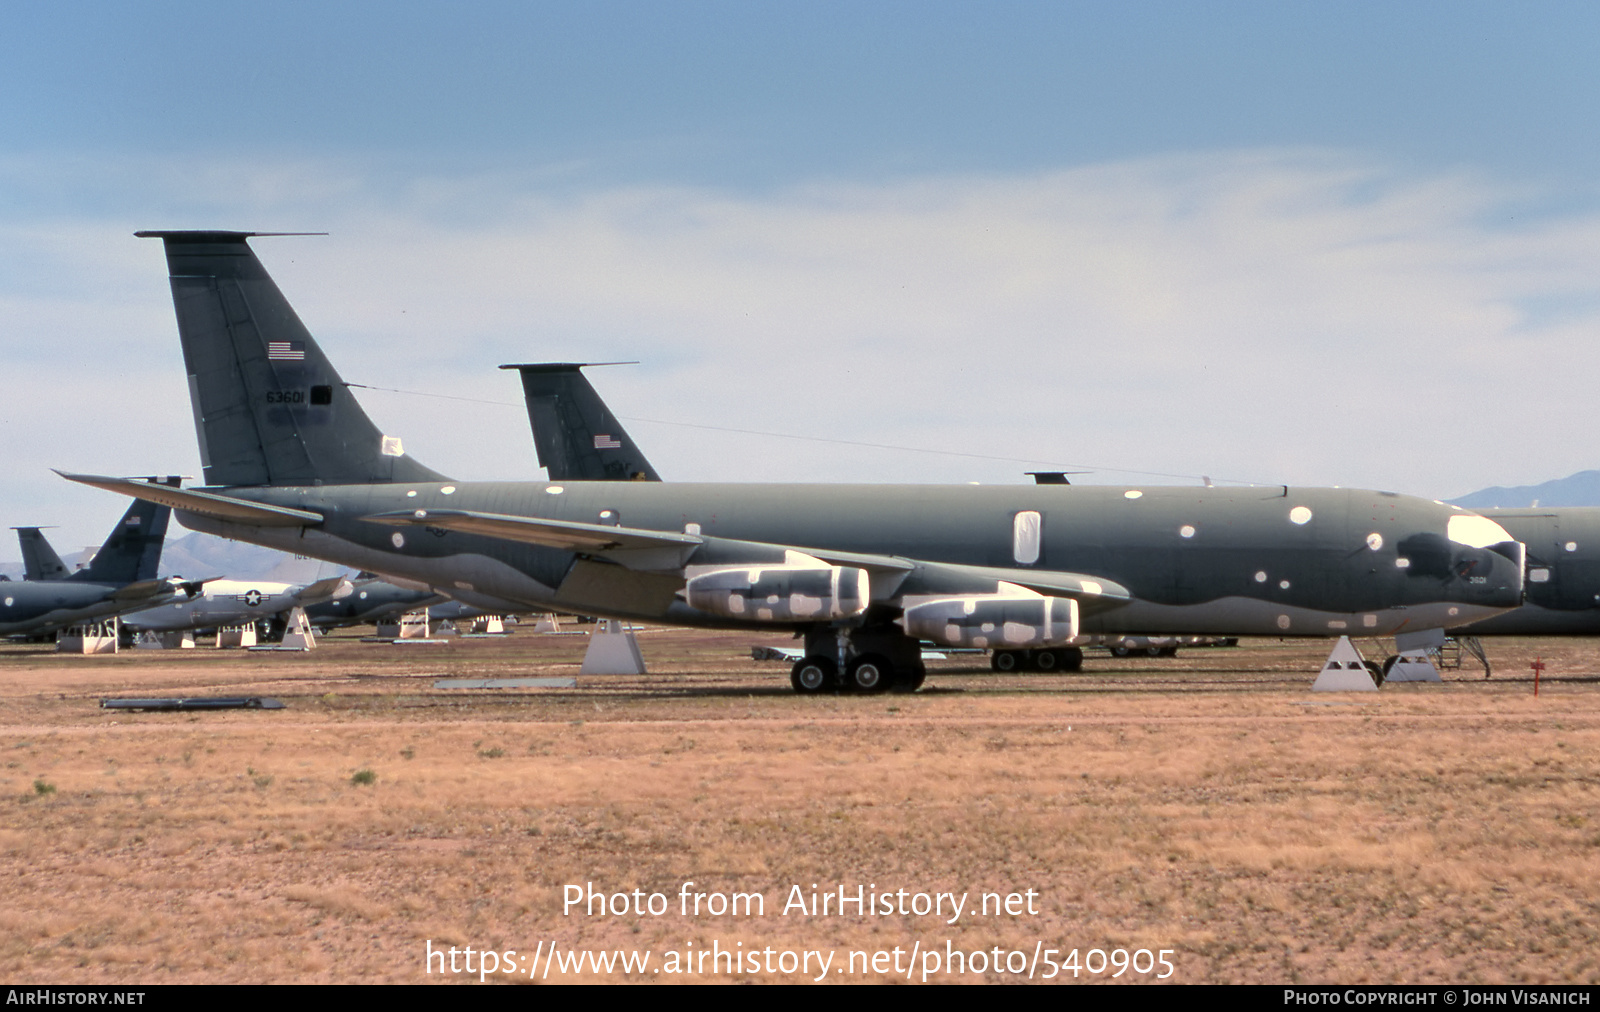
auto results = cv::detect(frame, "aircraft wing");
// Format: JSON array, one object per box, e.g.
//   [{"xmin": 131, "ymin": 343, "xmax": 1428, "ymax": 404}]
[
  {"xmin": 364, "ymin": 508, "xmax": 704, "ymax": 553},
  {"xmin": 916, "ymin": 562, "xmax": 1125, "ymax": 603},
  {"xmin": 56, "ymin": 473, "xmax": 323, "ymax": 527},
  {"xmin": 365, "ymin": 508, "xmax": 1129, "ymax": 612}
]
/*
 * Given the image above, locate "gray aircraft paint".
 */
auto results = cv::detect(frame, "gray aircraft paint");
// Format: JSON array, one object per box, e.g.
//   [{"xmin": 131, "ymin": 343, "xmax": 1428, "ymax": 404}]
[
  {"xmin": 0, "ymin": 494, "xmax": 183, "ymax": 638},
  {"xmin": 506, "ymin": 363, "xmax": 661, "ymax": 483},
  {"xmin": 62, "ymin": 232, "xmax": 1529, "ymax": 686},
  {"xmin": 120, "ymin": 575, "xmax": 351, "ymax": 634},
  {"xmin": 302, "ymin": 575, "xmax": 444, "ymax": 629},
  {"xmin": 1447, "ymin": 507, "xmax": 1600, "ymax": 635},
  {"xmin": 14, "ymin": 528, "xmax": 69, "ymax": 581}
]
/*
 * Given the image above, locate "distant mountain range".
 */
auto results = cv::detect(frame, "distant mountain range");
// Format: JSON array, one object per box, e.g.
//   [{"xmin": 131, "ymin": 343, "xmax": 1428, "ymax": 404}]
[
  {"xmin": 1447, "ymin": 470, "xmax": 1600, "ymax": 510},
  {"xmin": 0, "ymin": 531, "xmax": 346, "ymax": 584}
]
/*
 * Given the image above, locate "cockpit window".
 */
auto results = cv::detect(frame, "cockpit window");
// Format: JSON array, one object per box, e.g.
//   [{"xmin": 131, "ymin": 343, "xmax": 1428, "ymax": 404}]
[{"xmin": 1447, "ymin": 514, "xmax": 1514, "ymax": 549}]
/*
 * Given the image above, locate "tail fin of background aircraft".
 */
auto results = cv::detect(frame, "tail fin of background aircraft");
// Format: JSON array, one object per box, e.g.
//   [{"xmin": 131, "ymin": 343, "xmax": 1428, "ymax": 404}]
[
  {"xmin": 69, "ymin": 482, "xmax": 177, "ymax": 586},
  {"xmin": 14, "ymin": 528, "xmax": 70, "ymax": 581},
  {"xmin": 135, "ymin": 231, "xmax": 448, "ymax": 488},
  {"xmin": 502, "ymin": 363, "xmax": 662, "ymax": 482}
]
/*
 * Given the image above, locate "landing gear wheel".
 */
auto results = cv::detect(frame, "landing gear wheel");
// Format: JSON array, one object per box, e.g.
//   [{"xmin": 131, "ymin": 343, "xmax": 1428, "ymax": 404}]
[
  {"xmin": 1364, "ymin": 660, "xmax": 1385, "ymax": 685},
  {"xmin": 1034, "ymin": 649, "xmax": 1060, "ymax": 672},
  {"xmin": 889, "ymin": 662, "xmax": 926, "ymax": 693},
  {"xmin": 849, "ymin": 654, "xmax": 892, "ymax": 693},
  {"xmin": 991, "ymin": 649, "xmax": 1024, "ymax": 672},
  {"xmin": 1110, "ymin": 645, "xmax": 1132, "ymax": 658},
  {"xmin": 791, "ymin": 657, "xmax": 835, "ymax": 694},
  {"xmin": 1060, "ymin": 647, "xmax": 1084, "ymax": 672},
  {"xmin": 1381, "ymin": 655, "xmax": 1399, "ymax": 678}
]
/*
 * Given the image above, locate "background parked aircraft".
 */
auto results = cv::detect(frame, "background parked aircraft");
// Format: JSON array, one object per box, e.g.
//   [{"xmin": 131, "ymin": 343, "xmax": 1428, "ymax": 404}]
[
  {"xmin": 13, "ymin": 527, "xmax": 71, "ymax": 581},
  {"xmin": 120, "ymin": 574, "xmax": 353, "ymax": 636},
  {"xmin": 507, "ymin": 362, "xmax": 661, "ymax": 483},
  {"xmin": 301, "ymin": 573, "xmax": 445, "ymax": 631},
  {"xmin": 0, "ymin": 489, "xmax": 194, "ymax": 639}
]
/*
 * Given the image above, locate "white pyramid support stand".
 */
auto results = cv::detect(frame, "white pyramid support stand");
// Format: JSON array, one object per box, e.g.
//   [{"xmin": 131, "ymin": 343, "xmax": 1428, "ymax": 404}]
[
  {"xmin": 581, "ymin": 619, "xmax": 647, "ymax": 675},
  {"xmin": 1385, "ymin": 651, "xmax": 1442, "ymax": 683},
  {"xmin": 531, "ymin": 613, "xmax": 562, "ymax": 633},
  {"xmin": 470, "ymin": 615, "xmax": 506, "ymax": 634},
  {"xmin": 216, "ymin": 624, "xmax": 258, "ymax": 648},
  {"xmin": 135, "ymin": 630, "xmax": 195, "ymax": 650},
  {"xmin": 57, "ymin": 618, "xmax": 119, "ymax": 655},
  {"xmin": 280, "ymin": 606, "xmax": 317, "ymax": 650},
  {"xmin": 1312, "ymin": 636, "xmax": 1379, "ymax": 692},
  {"xmin": 377, "ymin": 610, "xmax": 430, "ymax": 639}
]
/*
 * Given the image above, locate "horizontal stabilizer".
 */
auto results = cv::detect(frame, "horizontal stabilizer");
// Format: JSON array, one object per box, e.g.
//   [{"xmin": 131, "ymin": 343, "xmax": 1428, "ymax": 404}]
[
  {"xmin": 295, "ymin": 575, "xmax": 353, "ymax": 605},
  {"xmin": 56, "ymin": 472, "xmax": 323, "ymax": 527},
  {"xmin": 110, "ymin": 577, "xmax": 186, "ymax": 604}
]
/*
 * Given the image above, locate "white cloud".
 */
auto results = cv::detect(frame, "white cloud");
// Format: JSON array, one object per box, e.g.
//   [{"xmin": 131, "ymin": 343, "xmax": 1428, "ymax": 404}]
[{"xmin": 4, "ymin": 148, "xmax": 1600, "ymax": 547}]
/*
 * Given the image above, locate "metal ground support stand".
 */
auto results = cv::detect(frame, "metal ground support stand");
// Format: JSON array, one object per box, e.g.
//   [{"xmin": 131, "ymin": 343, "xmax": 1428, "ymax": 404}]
[
  {"xmin": 216, "ymin": 624, "xmax": 258, "ymax": 648},
  {"xmin": 279, "ymin": 606, "xmax": 317, "ymax": 650},
  {"xmin": 580, "ymin": 619, "xmax": 647, "ymax": 675},
  {"xmin": 1376, "ymin": 626, "xmax": 1454, "ymax": 684},
  {"xmin": 57, "ymin": 618, "xmax": 119, "ymax": 654},
  {"xmin": 377, "ymin": 610, "xmax": 431, "ymax": 639},
  {"xmin": 1437, "ymin": 635, "xmax": 1492, "ymax": 678},
  {"xmin": 1312, "ymin": 636, "xmax": 1380, "ymax": 692},
  {"xmin": 1383, "ymin": 651, "xmax": 1442, "ymax": 682}
]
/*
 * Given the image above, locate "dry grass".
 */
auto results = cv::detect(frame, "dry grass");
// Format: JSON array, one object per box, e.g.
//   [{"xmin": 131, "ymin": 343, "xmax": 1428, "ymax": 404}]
[{"xmin": 1, "ymin": 629, "xmax": 1598, "ymax": 983}]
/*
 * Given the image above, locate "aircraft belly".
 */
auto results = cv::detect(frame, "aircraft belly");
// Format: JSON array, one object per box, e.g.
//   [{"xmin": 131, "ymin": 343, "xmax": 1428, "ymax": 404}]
[
  {"xmin": 1082, "ymin": 596, "xmax": 1513, "ymax": 638},
  {"xmin": 1451, "ymin": 604, "xmax": 1600, "ymax": 636},
  {"xmin": 0, "ymin": 600, "xmax": 119, "ymax": 636}
]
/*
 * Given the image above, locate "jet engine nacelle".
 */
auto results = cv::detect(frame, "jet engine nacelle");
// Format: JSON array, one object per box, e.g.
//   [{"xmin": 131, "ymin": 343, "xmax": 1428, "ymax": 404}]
[
  {"xmin": 902, "ymin": 594, "xmax": 1079, "ymax": 649},
  {"xmin": 685, "ymin": 564, "xmax": 870, "ymax": 622}
]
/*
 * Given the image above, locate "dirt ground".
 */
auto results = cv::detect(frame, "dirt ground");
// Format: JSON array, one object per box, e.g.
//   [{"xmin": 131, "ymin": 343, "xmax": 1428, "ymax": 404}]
[{"xmin": 2, "ymin": 626, "xmax": 1597, "ymax": 984}]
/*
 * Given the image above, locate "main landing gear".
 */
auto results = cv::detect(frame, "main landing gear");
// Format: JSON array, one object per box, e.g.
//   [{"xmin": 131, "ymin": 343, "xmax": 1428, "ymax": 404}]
[
  {"xmin": 990, "ymin": 647, "xmax": 1084, "ymax": 673},
  {"xmin": 789, "ymin": 625, "xmax": 927, "ymax": 694}
]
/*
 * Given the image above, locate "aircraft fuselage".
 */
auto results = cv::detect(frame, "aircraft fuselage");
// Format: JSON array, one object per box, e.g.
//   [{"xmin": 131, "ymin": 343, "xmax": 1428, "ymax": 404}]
[
  {"xmin": 0, "ymin": 581, "xmax": 170, "ymax": 638},
  {"xmin": 179, "ymin": 479, "xmax": 1524, "ymax": 639}
]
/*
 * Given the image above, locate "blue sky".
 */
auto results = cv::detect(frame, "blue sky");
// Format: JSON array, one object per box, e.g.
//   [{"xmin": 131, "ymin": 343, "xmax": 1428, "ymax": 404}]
[{"xmin": 4, "ymin": 2, "xmax": 1600, "ymax": 550}]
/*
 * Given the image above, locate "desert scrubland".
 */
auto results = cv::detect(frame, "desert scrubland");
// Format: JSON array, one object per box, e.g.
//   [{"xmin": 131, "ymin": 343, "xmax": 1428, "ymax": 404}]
[{"xmin": 1, "ymin": 629, "xmax": 1597, "ymax": 984}]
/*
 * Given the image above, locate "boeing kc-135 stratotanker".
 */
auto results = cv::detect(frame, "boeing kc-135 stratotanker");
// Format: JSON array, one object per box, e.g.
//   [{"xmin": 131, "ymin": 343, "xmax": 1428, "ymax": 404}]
[{"xmin": 62, "ymin": 231, "xmax": 1525, "ymax": 692}]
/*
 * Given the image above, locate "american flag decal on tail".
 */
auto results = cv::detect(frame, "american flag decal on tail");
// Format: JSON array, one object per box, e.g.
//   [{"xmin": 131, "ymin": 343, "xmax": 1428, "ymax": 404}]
[
  {"xmin": 267, "ymin": 341, "xmax": 305, "ymax": 360},
  {"xmin": 593, "ymin": 434, "xmax": 622, "ymax": 449}
]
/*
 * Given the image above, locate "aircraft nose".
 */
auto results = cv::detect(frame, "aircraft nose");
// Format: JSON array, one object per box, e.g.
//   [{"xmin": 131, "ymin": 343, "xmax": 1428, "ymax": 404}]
[{"xmin": 1458, "ymin": 539, "xmax": 1526, "ymax": 607}]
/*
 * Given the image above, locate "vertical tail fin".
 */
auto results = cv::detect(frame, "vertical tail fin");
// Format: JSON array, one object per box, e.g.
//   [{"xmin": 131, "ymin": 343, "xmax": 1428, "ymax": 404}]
[
  {"xmin": 502, "ymin": 363, "xmax": 662, "ymax": 482},
  {"xmin": 13, "ymin": 528, "xmax": 69, "ymax": 581},
  {"xmin": 136, "ymin": 231, "xmax": 448, "ymax": 487},
  {"xmin": 69, "ymin": 479, "xmax": 178, "ymax": 585}
]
